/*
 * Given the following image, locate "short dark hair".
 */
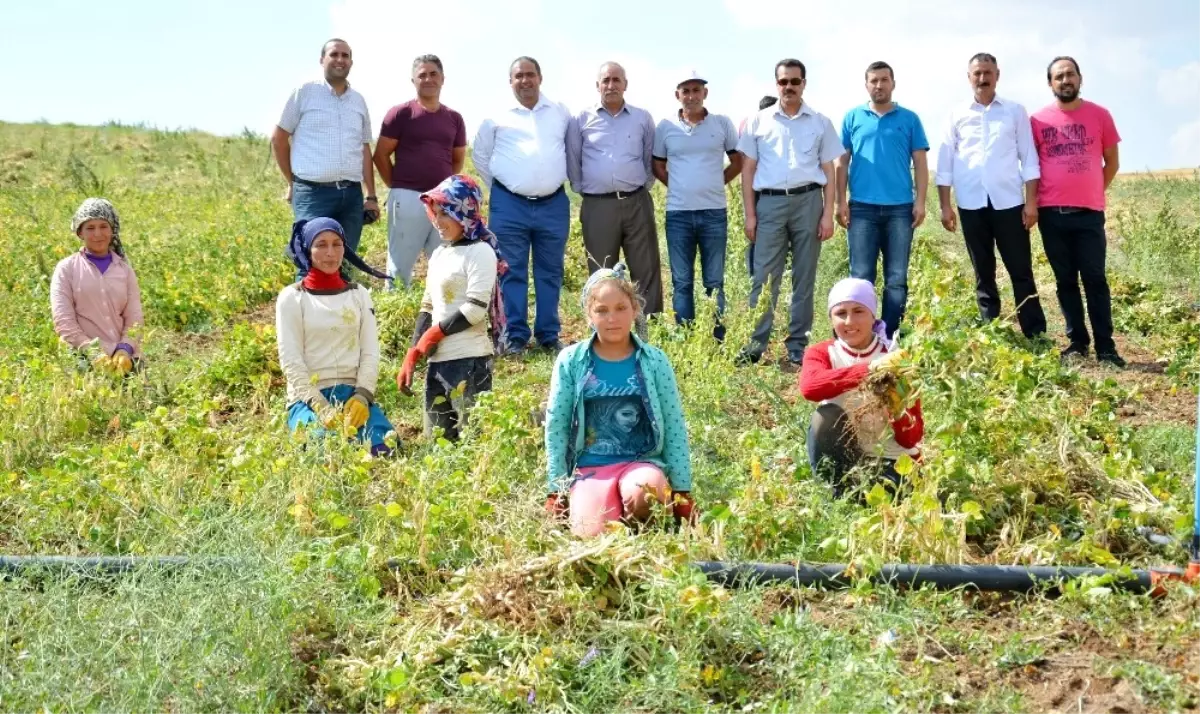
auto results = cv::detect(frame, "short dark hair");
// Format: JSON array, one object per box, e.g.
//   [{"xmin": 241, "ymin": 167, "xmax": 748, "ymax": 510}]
[
  {"xmin": 412, "ymin": 54, "xmax": 443, "ymax": 74},
  {"xmin": 758, "ymin": 95, "xmax": 777, "ymax": 110},
  {"xmin": 969, "ymin": 52, "xmax": 998, "ymax": 67},
  {"xmin": 510, "ymin": 56, "xmax": 542, "ymax": 78},
  {"xmin": 1047, "ymin": 55, "xmax": 1080, "ymax": 80},
  {"xmin": 321, "ymin": 38, "xmax": 350, "ymax": 59},
  {"xmin": 774, "ymin": 58, "xmax": 806, "ymax": 80},
  {"xmin": 865, "ymin": 61, "xmax": 894, "ymax": 80}
]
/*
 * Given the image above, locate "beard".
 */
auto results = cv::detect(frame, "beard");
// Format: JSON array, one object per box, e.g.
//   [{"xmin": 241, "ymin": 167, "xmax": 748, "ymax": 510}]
[{"xmin": 1054, "ymin": 85, "xmax": 1079, "ymax": 102}]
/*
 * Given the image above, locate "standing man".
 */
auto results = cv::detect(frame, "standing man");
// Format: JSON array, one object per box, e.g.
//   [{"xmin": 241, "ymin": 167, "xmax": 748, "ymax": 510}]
[
  {"xmin": 273, "ymin": 38, "xmax": 378, "ymax": 280},
  {"xmin": 835, "ymin": 61, "xmax": 929, "ymax": 340},
  {"xmin": 740, "ymin": 95, "xmax": 779, "ymax": 276},
  {"xmin": 472, "ymin": 56, "xmax": 572, "ymax": 356},
  {"xmin": 736, "ymin": 59, "xmax": 844, "ymax": 368},
  {"xmin": 373, "ymin": 54, "xmax": 467, "ymax": 288},
  {"xmin": 567, "ymin": 62, "xmax": 663, "ymax": 317},
  {"xmin": 652, "ymin": 71, "xmax": 741, "ymax": 340},
  {"xmin": 1032, "ymin": 56, "xmax": 1125, "ymax": 367},
  {"xmin": 936, "ymin": 53, "xmax": 1047, "ymax": 340}
]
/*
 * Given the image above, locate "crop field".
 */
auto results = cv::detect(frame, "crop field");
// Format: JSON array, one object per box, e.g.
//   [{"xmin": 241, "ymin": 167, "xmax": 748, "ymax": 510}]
[{"xmin": 0, "ymin": 120, "xmax": 1197, "ymax": 712}]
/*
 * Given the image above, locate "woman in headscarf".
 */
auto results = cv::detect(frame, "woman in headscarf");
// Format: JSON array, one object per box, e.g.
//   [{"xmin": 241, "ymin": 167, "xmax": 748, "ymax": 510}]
[
  {"xmin": 276, "ymin": 216, "xmax": 398, "ymax": 456},
  {"xmin": 50, "ymin": 198, "xmax": 145, "ymax": 374},
  {"xmin": 394, "ymin": 174, "xmax": 504, "ymax": 443},
  {"xmin": 542, "ymin": 263, "xmax": 695, "ymax": 537},
  {"xmin": 798, "ymin": 277, "xmax": 924, "ymax": 498}
]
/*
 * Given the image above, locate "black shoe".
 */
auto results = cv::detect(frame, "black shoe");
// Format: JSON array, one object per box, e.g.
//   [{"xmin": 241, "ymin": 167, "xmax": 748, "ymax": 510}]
[
  {"xmin": 502, "ymin": 341, "xmax": 528, "ymax": 358},
  {"xmin": 788, "ymin": 349, "xmax": 805, "ymax": 365},
  {"xmin": 539, "ymin": 339, "xmax": 567, "ymax": 354},
  {"xmin": 1097, "ymin": 351, "xmax": 1127, "ymax": 368},
  {"xmin": 1060, "ymin": 343, "xmax": 1089, "ymax": 361},
  {"xmin": 735, "ymin": 347, "xmax": 761, "ymax": 366}
]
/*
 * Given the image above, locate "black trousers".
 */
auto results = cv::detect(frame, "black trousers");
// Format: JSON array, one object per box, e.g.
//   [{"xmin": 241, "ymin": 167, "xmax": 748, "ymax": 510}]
[
  {"xmin": 958, "ymin": 201, "xmax": 1047, "ymax": 338},
  {"xmin": 1038, "ymin": 208, "xmax": 1115, "ymax": 354}
]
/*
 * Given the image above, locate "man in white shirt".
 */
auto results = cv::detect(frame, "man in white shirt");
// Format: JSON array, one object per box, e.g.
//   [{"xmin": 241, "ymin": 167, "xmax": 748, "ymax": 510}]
[
  {"xmin": 272, "ymin": 39, "xmax": 379, "ymax": 281},
  {"xmin": 736, "ymin": 59, "xmax": 845, "ymax": 369},
  {"xmin": 935, "ymin": 52, "xmax": 1047, "ymax": 340},
  {"xmin": 472, "ymin": 56, "xmax": 571, "ymax": 356}
]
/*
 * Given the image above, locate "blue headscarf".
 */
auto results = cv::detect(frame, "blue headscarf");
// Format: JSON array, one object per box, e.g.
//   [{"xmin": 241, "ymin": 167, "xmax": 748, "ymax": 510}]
[{"xmin": 286, "ymin": 217, "xmax": 389, "ymax": 281}]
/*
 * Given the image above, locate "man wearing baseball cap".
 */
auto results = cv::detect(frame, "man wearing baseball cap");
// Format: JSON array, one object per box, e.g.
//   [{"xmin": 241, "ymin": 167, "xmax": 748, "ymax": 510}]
[{"xmin": 652, "ymin": 71, "xmax": 741, "ymax": 340}]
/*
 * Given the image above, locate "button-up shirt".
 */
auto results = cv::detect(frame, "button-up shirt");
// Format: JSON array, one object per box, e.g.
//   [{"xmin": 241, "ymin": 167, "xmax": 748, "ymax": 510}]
[
  {"xmin": 472, "ymin": 94, "xmax": 570, "ymax": 198},
  {"xmin": 736, "ymin": 103, "xmax": 844, "ymax": 191},
  {"xmin": 567, "ymin": 103, "xmax": 656, "ymax": 194},
  {"xmin": 935, "ymin": 95, "xmax": 1040, "ymax": 211},
  {"xmin": 277, "ymin": 79, "xmax": 372, "ymax": 183},
  {"xmin": 653, "ymin": 109, "xmax": 739, "ymax": 211},
  {"xmin": 50, "ymin": 249, "xmax": 145, "ymax": 357}
]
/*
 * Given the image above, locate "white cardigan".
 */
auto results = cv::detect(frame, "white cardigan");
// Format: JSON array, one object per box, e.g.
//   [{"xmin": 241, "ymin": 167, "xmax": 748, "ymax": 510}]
[{"xmin": 275, "ymin": 283, "xmax": 380, "ymax": 410}]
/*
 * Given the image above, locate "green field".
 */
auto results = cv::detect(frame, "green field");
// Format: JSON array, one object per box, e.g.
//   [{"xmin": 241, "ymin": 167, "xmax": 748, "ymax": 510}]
[{"xmin": 0, "ymin": 120, "xmax": 1197, "ymax": 712}]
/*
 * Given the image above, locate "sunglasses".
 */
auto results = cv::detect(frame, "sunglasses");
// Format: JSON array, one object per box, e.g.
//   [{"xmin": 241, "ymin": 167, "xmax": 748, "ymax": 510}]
[{"xmin": 776, "ymin": 77, "xmax": 804, "ymax": 86}]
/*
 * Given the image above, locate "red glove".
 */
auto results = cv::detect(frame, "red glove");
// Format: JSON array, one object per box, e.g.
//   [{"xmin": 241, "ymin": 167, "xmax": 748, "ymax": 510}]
[
  {"xmin": 672, "ymin": 491, "xmax": 698, "ymax": 527},
  {"xmin": 545, "ymin": 493, "xmax": 568, "ymax": 519},
  {"xmin": 396, "ymin": 325, "xmax": 447, "ymax": 395}
]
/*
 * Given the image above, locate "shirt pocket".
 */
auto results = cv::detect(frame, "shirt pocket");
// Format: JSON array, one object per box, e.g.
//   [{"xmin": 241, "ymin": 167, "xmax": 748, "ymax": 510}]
[{"xmin": 793, "ymin": 128, "xmax": 820, "ymax": 156}]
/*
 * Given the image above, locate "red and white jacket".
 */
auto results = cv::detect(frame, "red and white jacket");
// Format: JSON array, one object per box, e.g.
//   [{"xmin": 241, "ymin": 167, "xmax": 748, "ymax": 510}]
[{"xmin": 798, "ymin": 337, "xmax": 924, "ymax": 461}]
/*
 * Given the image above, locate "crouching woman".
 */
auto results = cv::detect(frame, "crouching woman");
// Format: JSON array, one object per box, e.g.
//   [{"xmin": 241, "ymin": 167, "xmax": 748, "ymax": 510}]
[
  {"xmin": 50, "ymin": 198, "xmax": 145, "ymax": 374},
  {"xmin": 799, "ymin": 277, "xmax": 924, "ymax": 498},
  {"xmin": 543, "ymin": 264, "xmax": 695, "ymax": 536},
  {"xmin": 276, "ymin": 217, "xmax": 398, "ymax": 456}
]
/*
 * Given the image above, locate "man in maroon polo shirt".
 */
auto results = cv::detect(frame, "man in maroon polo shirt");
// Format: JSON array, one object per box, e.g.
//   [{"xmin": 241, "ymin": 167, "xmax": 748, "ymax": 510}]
[{"xmin": 372, "ymin": 54, "xmax": 468, "ymax": 288}]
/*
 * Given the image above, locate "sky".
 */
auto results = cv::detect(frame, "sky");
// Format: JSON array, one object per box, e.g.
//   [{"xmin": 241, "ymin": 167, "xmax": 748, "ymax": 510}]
[{"xmin": 4, "ymin": 0, "xmax": 1199, "ymax": 171}]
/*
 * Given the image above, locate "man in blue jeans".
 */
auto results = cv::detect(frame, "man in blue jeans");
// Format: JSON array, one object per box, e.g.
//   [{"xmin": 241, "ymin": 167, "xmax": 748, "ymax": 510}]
[
  {"xmin": 652, "ymin": 71, "xmax": 742, "ymax": 341},
  {"xmin": 471, "ymin": 57, "xmax": 572, "ymax": 356},
  {"xmin": 835, "ymin": 61, "xmax": 929, "ymax": 340},
  {"xmin": 272, "ymin": 38, "xmax": 380, "ymax": 282}
]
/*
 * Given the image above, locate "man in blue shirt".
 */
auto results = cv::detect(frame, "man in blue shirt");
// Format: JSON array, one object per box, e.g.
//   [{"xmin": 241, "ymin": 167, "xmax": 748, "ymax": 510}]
[{"xmin": 835, "ymin": 61, "xmax": 929, "ymax": 339}]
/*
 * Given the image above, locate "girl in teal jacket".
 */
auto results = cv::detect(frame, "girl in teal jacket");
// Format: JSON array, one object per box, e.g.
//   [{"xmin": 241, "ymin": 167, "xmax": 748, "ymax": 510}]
[{"xmin": 543, "ymin": 264, "xmax": 695, "ymax": 536}]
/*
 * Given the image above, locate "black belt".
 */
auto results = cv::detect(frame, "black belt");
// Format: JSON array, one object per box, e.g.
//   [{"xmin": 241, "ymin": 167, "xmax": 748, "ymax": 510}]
[
  {"xmin": 581, "ymin": 185, "xmax": 646, "ymax": 200},
  {"xmin": 1041, "ymin": 206, "xmax": 1093, "ymax": 214},
  {"xmin": 495, "ymin": 180, "xmax": 564, "ymax": 202},
  {"xmin": 759, "ymin": 183, "xmax": 821, "ymax": 197},
  {"xmin": 293, "ymin": 176, "xmax": 359, "ymax": 189}
]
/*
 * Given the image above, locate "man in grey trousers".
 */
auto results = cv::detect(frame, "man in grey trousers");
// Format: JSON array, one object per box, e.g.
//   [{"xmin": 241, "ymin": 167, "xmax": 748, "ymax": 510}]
[
  {"xmin": 567, "ymin": 61, "xmax": 663, "ymax": 316},
  {"xmin": 736, "ymin": 58, "xmax": 844, "ymax": 368}
]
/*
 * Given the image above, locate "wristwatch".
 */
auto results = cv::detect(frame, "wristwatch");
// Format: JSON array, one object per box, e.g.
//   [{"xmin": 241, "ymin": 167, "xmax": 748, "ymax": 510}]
[{"xmin": 366, "ymin": 195, "xmax": 377, "ymax": 202}]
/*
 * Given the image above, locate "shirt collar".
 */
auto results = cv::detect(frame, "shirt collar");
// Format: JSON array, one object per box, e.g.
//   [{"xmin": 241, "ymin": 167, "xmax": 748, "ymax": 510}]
[
  {"xmin": 321, "ymin": 78, "xmax": 352, "ymax": 96},
  {"xmin": 595, "ymin": 102, "xmax": 630, "ymax": 116},
  {"xmin": 861, "ymin": 101, "xmax": 900, "ymax": 117},
  {"xmin": 677, "ymin": 107, "xmax": 709, "ymax": 126},
  {"xmin": 969, "ymin": 95, "xmax": 1006, "ymax": 110},
  {"xmin": 772, "ymin": 102, "xmax": 813, "ymax": 120},
  {"xmin": 513, "ymin": 93, "xmax": 549, "ymax": 112}
]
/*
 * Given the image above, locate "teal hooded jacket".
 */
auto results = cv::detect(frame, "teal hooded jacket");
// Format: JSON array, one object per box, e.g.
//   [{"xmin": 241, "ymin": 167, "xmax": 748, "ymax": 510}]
[{"xmin": 544, "ymin": 331, "xmax": 692, "ymax": 494}]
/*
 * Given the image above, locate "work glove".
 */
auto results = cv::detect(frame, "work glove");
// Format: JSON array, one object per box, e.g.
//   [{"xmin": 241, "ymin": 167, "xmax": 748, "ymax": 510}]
[
  {"xmin": 870, "ymin": 349, "xmax": 907, "ymax": 374},
  {"xmin": 545, "ymin": 493, "xmax": 568, "ymax": 520},
  {"xmin": 671, "ymin": 491, "xmax": 698, "ymax": 527},
  {"xmin": 344, "ymin": 394, "xmax": 370, "ymax": 429},
  {"xmin": 112, "ymin": 349, "xmax": 134, "ymax": 375},
  {"xmin": 396, "ymin": 324, "xmax": 447, "ymax": 396}
]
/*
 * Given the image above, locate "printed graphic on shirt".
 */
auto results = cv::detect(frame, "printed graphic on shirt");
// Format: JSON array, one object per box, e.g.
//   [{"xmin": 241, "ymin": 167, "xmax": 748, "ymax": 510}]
[
  {"xmin": 579, "ymin": 366, "xmax": 654, "ymax": 464},
  {"xmin": 1038, "ymin": 123, "xmax": 1094, "ymax": 175}
]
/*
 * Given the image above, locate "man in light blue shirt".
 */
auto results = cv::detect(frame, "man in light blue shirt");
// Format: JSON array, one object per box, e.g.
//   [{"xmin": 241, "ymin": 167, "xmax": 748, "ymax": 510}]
[
  {"xmin": 835, "ymin": 61, "xmax": 930, "ymax": 339},
  {"xmin": 736, "ymin": 59, "xmax": 845, "ymax": 368},
  {"xmin": 567, "ymin": 62, "xmax": 662, "ymax": 316},
  {"xmin": 652, "ymin": 71, "xmax": 741, "ymax": 341}
]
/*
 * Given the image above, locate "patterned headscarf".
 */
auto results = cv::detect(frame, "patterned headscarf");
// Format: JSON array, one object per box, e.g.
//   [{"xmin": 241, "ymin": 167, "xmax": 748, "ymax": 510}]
[
  {"xmin": 72, "ymin": 198, "xmax": 124, "ymax": 257},
  {"xmin": 827, "ymin": 277, "xmax": 893, "ymax": 350},
  {"xmin": 420, "ymin": 174, "xmax": 508, "ymax": 348},
  {"xmin": 580, "ymin": 262, "xmax": 633, "ymax": 311},
  {"xmin": 286, "ymin": 217, "xmax": 390, "ymax": 281}
]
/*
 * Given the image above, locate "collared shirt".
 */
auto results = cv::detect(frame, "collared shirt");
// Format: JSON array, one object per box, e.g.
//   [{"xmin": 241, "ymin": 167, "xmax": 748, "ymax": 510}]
[
  {"xmin": 653, "ymin": 109, "xmax": 739, "ymax": 211},
  {"xmin": 566, "ymin": 102, "xmax": 656, "ymax": 194},
  {"xmin": 935, "ymin": 95, "xmax": 1040, "ymax": 211},
  {"xmin": 278, "ymin": 79, "xmax": 372, "ymax": 183},
  {"xmin": 736, "ymin": 103, "xmax": 844, "ymax": 191},
  {"xmin": 472, "ymin": 93, "xmax": 570, "ymax": 198},
  {"xmin": 841, "ymin": 103, "xmax": 930, "ymax": 206}
]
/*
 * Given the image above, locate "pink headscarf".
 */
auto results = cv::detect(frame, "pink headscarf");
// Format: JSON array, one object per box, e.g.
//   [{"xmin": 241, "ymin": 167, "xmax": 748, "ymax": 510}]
[{"xmin": 827, "ymin": 278, "xmax": 893, "ymax": 350}]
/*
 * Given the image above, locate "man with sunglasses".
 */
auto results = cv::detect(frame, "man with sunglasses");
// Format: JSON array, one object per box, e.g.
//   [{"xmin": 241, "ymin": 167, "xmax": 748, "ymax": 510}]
[{"xmin": 736, "ymin": 59, "xmax": 844, "ymax": 369}]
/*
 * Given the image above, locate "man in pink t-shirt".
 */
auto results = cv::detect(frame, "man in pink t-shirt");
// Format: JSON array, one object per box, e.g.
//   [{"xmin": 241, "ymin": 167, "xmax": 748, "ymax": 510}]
[
  {"xmin": 372, "ymin": 54, "xmax": 468, "ymax": 288},
  {"xmin": 1031, "ymin": 56, "xmax": 1124, "ymax": 368}
]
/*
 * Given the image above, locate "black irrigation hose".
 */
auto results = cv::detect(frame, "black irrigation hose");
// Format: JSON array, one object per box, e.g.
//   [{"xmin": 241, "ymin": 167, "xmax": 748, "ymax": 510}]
[
  {"xmin": 696, "ymin": 561, "xmax": 1188, "ymax": 594},
  {"xmin": 0, "ymin": 555, "xmax": 237, "ymax": 577}
]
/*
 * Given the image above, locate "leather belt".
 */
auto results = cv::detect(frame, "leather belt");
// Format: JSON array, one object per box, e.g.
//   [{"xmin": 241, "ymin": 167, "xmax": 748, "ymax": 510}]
[
  {"xmin": 581, "ymin": 185, "xmax": 646, "ymax": 200},
  {"xmin": 759, "ymin": 183, "xmax": 820, "ymax": 197}
]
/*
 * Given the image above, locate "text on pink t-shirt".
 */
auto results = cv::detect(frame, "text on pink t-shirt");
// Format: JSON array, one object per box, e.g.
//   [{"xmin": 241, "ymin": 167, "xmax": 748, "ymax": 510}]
[{"xmin": 1031, "ymin": 100, "xmax": 1120, "ymax": 211}]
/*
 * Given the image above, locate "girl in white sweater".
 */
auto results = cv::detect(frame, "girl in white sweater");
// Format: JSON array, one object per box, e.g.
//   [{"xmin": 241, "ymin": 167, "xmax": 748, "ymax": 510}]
[
  {"xmin": 277, "ymin": 217, "xmax": 398, "ymax": 456},
  {"xmin": 395, "ymin": 175, "xmax": 503, "ymax": 442}
]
